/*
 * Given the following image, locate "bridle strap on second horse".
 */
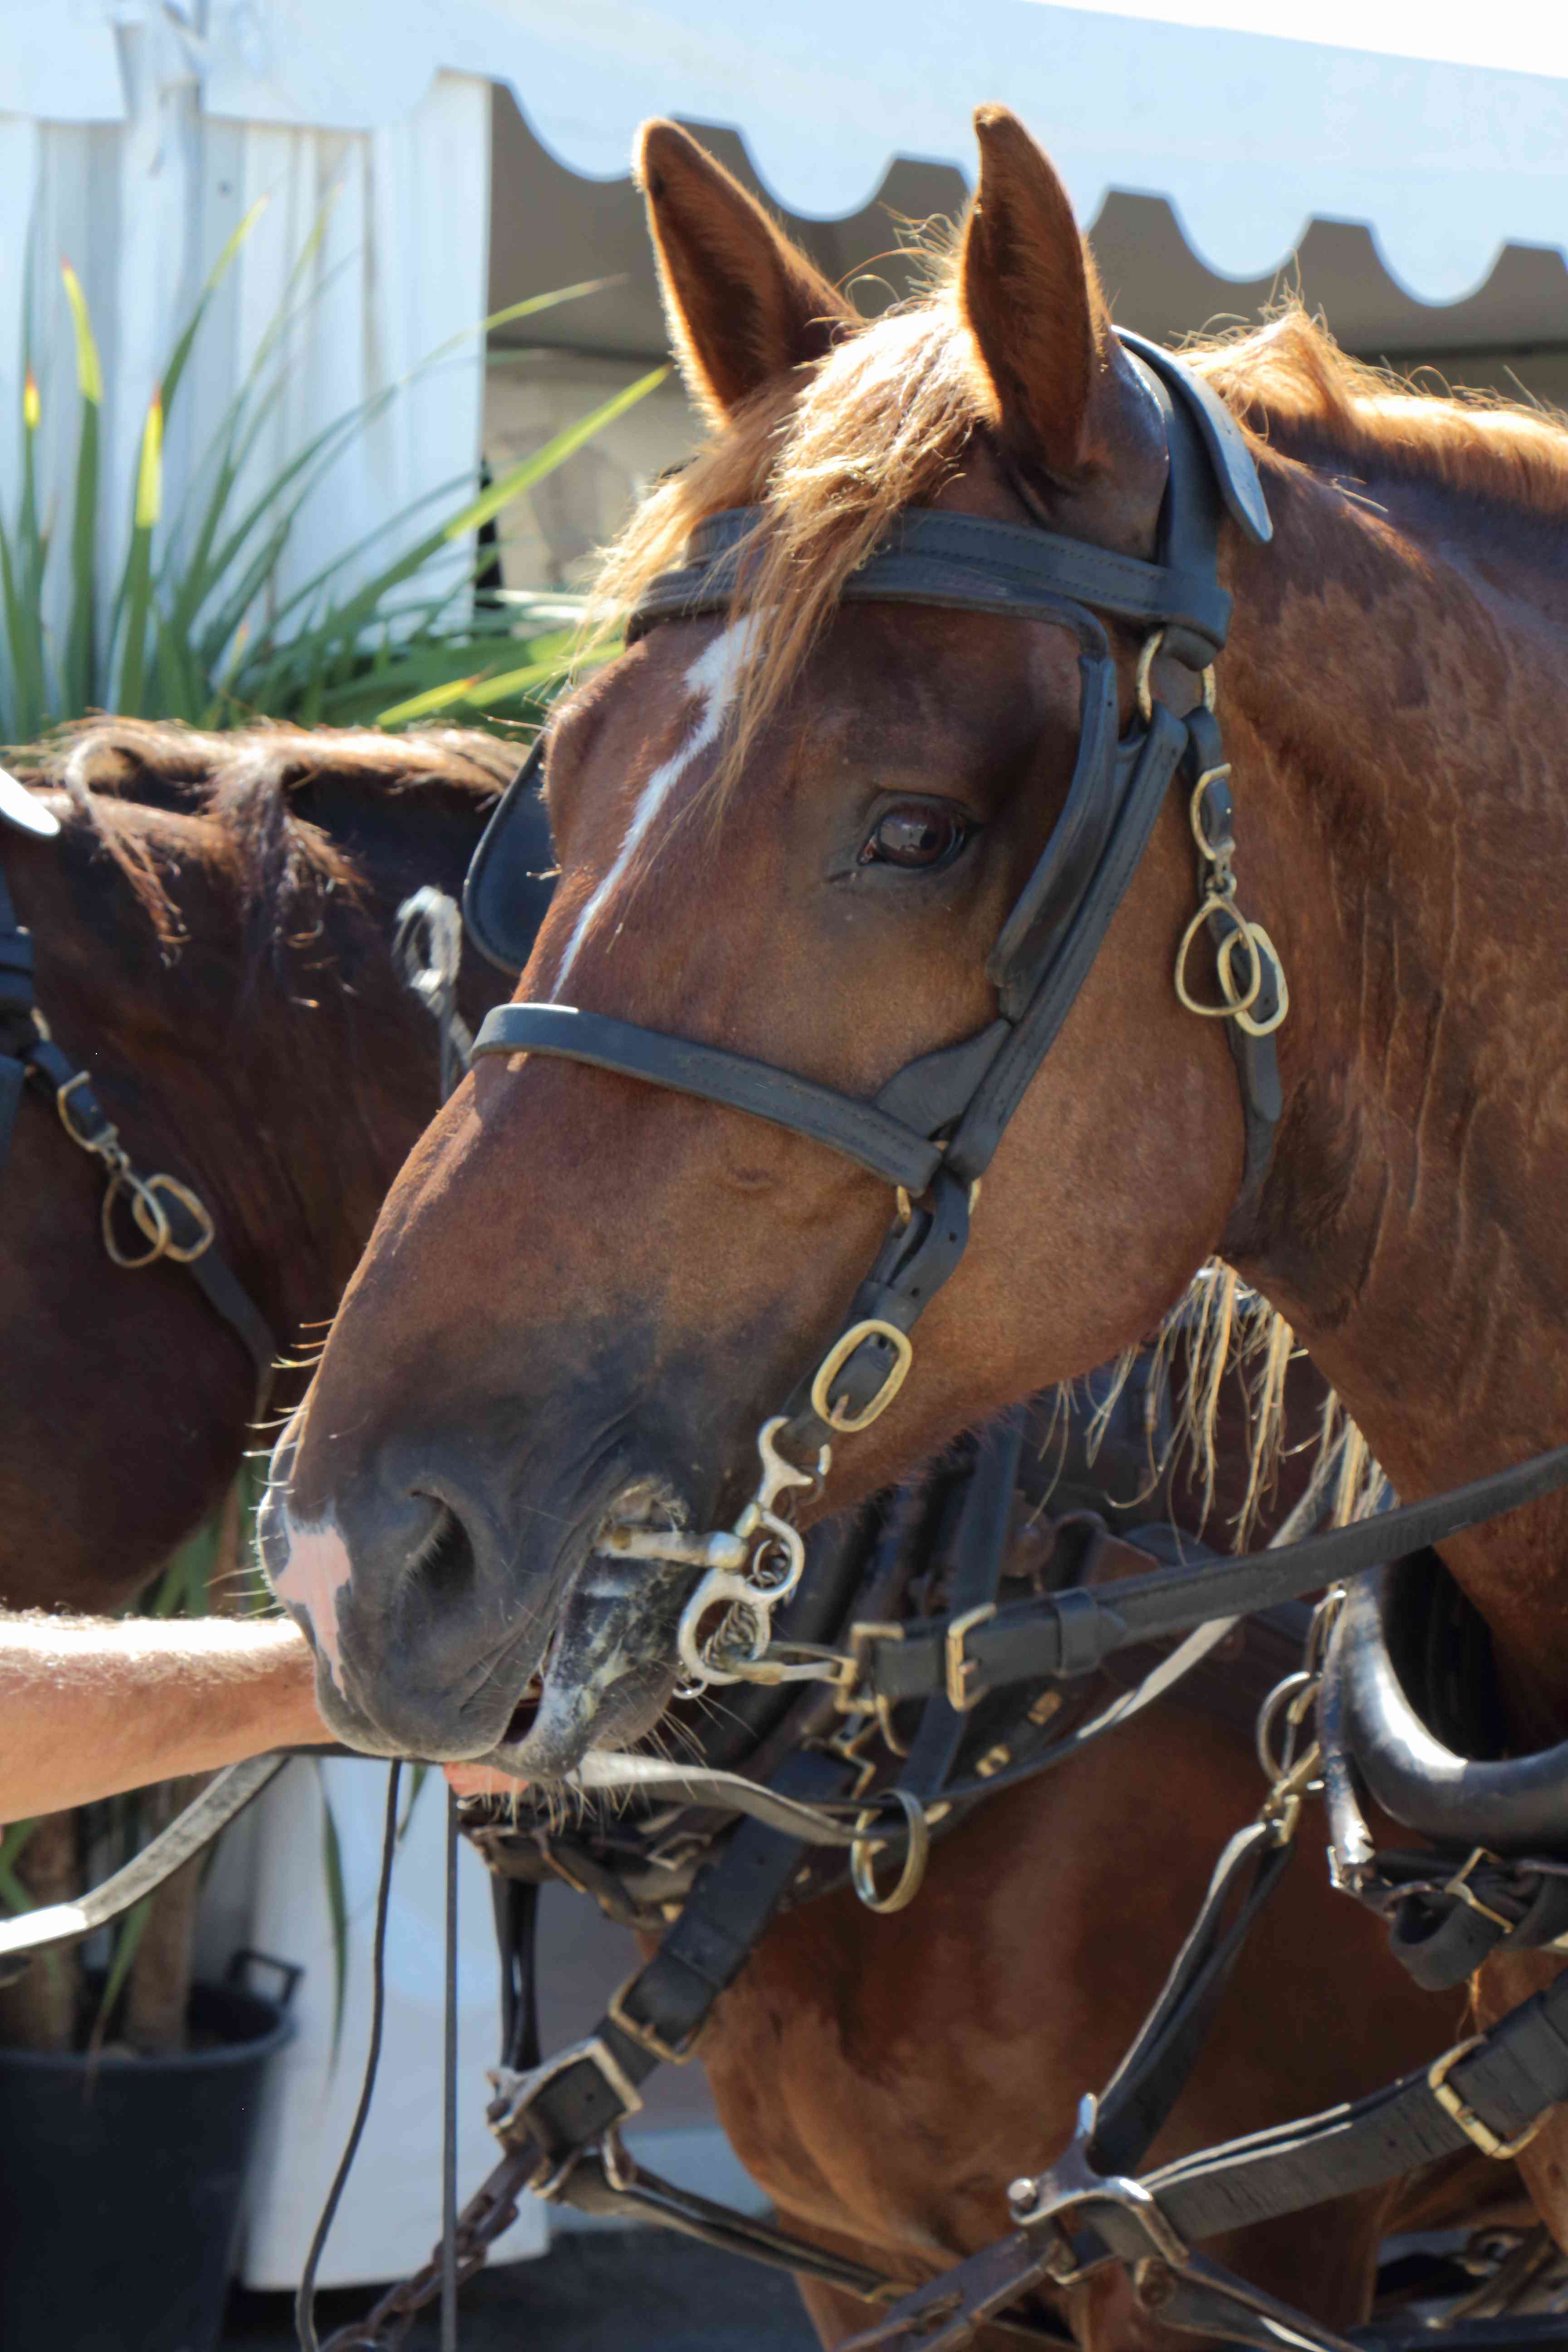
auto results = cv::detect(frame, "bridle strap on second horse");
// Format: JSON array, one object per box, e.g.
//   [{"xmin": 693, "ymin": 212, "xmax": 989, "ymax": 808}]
[{"xmin": 470, "ymin": 332, "xmax": 1283, "ymax": 1686}]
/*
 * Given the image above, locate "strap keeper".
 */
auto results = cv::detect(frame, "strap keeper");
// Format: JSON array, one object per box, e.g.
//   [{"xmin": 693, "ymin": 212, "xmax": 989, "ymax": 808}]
[
  {"xmin": 606, "ymin": 1971, "xmax": 702, "ymax": 2065},
  {"xmin": 1428, "ymin": 2035, "xmax": 1543, "ymax": 2160}
]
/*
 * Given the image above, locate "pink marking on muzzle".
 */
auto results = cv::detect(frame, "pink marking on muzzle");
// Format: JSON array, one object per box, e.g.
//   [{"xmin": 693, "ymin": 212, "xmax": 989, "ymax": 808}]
[{"xmin": 270, "ymin": 1515, "xmax": 353, "ymax": 1680}]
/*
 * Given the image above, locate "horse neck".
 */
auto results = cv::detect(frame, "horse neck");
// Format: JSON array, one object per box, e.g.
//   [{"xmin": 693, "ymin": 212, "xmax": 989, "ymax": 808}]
[
  {"xmin": 35, "ymin": 789, "xmax": 471, "ymax": 1335},
  {"xmin": 1225, "ymin": 460, "xmax": 1568, "ymax": 1730}
]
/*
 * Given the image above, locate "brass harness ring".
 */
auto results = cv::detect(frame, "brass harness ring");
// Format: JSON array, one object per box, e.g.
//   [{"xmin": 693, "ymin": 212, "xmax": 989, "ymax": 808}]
[{"xmin": 850, "ymin": 1788, "xmax": 930, "ymax": 1916}]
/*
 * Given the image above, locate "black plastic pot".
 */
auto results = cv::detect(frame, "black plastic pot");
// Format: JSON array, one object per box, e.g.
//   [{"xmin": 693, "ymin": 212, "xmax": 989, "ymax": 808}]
[{"xmin": 0, "ymin": 1951, "xmax": 298, "ymax": 2352}]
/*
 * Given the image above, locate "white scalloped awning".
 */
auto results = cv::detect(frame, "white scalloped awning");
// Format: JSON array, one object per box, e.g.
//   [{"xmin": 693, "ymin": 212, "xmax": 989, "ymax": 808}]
[{"xmin": 179, "ymin": 0, "xmax": 1568, "ymax": 307}]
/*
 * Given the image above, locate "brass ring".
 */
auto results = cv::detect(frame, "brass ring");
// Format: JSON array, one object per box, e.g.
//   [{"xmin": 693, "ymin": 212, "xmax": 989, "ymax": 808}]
[
  {"xmin": 1137, "ymin": 630, "xmax": 1218, "ymax": 726},
  {"xmin": 1215, "ymin": 923, "xmax": 1265, "ymax": 1020},
  {"xmin": 1228, "ymin": 924, "xmax": 1289, "ymax": 1037},
  {"xmin": 1187, "ymin": 768, "xmax": 1235, "ymax": 862},
  {"xmin": 1173, "ymin": 900, "xmax": 1262, "ymax": 1022},
  {"xmin": 135, "ymin": 1174, "xmax": 216, "ymax": 1264},
  {"xmin": 102, "ymin": 1169, "xmax": 171, "ymax": 1269},
  {"xmin": 810, "ymin": 1319, "xmax": 914, "ymax": 1436},
  {"xmin": 850, "ymin": 1789, "xmax": 930, "ymax": 1915},
  {"xmin": 1134, "ymin": 629, "xmax": 1164, "ymax": 725}
]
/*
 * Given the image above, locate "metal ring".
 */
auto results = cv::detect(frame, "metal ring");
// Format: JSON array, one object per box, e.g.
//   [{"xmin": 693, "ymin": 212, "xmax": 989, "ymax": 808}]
[
  {"xmin": 809, "ymin": 1319, "xmax": 914, "ymax": 1435},
  {"xmin": 1173, "ymin": 899, "xmax": 1262, "ymax": 1022},
  {"xmin": 1215, "ymin": 922, "xmax": 1265, "ymax": 1020},
  {"xmin": 850, "ymin": 1789, "xmax": 930, "ymax": 1915},
  {"xmin": 135, "ymin": 1174, "xmax": 216, "ymax": 1264},
  {"xmin": 1187, "ymin": 768, "xmax": 1235, "ymax": 862},
  {"xmin": 1137, "ymin": 629, "xmax": 1218, "ymax": 726},
  {"xmin": 101, "ymin": 1167, "xmax": 172, "ymax": 1269},
  {"xmin": 1227, "ymin": 923, "xmax": 1289, "ymax": 1038},
  {"xmin": 1134, "ymin": 629, "xmax": 1164, "ymax": 725}
]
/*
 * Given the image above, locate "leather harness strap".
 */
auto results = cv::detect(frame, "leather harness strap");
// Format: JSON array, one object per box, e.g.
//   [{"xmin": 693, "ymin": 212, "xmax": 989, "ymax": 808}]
[{"xmin": 0, "ymin": 826, "xmax": 279, "ymax": 1403}]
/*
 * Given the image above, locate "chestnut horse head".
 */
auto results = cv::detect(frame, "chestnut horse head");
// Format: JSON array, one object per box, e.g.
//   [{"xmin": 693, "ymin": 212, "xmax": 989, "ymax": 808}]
[{"xmin": 267, "ymin": 109, "xmax": 1568, "ymax": 1791}]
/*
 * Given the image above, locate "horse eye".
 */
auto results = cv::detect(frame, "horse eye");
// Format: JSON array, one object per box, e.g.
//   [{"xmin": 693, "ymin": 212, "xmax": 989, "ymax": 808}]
[{"xmin": 859, "ymin": 804, "xmax": 971, "ymax": 870}]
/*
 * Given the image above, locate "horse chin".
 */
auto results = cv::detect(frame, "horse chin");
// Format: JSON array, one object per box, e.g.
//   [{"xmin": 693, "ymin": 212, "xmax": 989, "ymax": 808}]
[{"xmin": 484, "ymin": 1546, "xmax": 691, "ymax": 1784}]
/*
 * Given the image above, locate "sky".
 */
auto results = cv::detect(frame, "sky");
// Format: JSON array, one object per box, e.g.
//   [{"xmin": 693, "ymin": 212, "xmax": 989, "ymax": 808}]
[{"xmin": 1019, "ymin": 0, "xmax": 1568, "ymax": 79}]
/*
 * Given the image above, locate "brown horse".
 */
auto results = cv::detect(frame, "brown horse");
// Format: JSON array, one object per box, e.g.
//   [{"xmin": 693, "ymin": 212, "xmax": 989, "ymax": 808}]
[
  {"xmin": 1, "ymin": 718, "xmax": 512, "ymax": 1613},
  {"xmin": 265, "ymin": 113, "xmax": 1568, "ymax": 2337}
]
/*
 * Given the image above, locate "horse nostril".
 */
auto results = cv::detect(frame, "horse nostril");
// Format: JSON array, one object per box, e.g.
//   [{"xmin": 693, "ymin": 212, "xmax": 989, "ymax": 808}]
[{"xmin": 408, "ymin": 1496, "xmax": 477, "ymax": 1601}]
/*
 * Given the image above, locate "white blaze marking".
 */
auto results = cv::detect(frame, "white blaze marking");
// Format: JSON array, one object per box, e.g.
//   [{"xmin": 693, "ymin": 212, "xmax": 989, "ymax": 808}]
[
  {"xmin": 551, "ymin": 617, "xmax": 758, "ymax": 996},
  {"xmin": 270, "ymin": 1516, "xmax": 353, "ymax": 1678}
]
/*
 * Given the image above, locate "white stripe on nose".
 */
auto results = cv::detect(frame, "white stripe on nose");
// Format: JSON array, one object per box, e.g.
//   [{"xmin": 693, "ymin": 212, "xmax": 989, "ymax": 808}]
[{"xmin": 552, "ymin": 616, "xmax": 759, "ymax": 995}]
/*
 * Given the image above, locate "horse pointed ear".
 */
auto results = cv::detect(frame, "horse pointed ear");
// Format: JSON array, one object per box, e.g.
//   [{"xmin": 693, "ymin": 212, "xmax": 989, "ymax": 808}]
[
  {"xmin": 637, "ymin": 120, "xmax": 859, "ymax": 421},
  {"xmin": 959, "ymin": 108, "xmax": 1122, "ymax": 482}
]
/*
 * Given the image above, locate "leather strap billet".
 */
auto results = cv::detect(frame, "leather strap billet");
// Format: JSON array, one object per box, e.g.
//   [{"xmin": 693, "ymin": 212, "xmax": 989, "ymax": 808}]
[{"xmin": 854, "ymin": 1436, "xmax": 1568, "ymax": 1711}]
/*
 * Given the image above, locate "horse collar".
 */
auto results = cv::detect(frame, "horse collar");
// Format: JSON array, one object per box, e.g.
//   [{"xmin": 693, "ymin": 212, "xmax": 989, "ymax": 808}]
[{"xmin": 468, "ymin": 333, "xmax": 1286, "ymax": 1691}]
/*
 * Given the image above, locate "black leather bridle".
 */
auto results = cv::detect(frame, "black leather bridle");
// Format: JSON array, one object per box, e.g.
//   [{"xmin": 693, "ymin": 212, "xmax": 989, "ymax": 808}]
[{"xmin": 466, "ymin": 336, "xmax": 1284, "ymax": 1634}]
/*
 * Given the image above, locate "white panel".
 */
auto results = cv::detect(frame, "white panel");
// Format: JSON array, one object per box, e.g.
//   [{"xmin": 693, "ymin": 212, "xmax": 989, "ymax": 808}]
[
  {"xmin": 240, "ymin": 1756, "xmax": 549, "ymax": 2291},
  {"xmin": 200, "ymin": 0, "xmax": 1568, "ymax": 304},
  {"xmin": 0, "ymin": 3, "xmax": 125, "ymax": 124}
]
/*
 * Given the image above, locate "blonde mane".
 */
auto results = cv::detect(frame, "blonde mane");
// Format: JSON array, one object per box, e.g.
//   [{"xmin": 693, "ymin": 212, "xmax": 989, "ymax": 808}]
[{"xmin": 589, "ymin": 292, "xmax": 1568, "ymax": 810}]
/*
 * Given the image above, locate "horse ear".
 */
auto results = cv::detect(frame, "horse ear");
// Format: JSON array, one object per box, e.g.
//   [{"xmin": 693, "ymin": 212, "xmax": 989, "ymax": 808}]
[
  {"xmin": 637, "ymin": 120, "xmax": 859, "ymax": 421},
  {"xmin": 959, "ymin": 108, "xmax": 1121, "ymax": 482}
]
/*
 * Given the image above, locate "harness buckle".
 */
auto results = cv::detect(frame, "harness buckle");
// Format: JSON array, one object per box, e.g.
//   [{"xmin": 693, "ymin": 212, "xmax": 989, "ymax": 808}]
[
  {"xmin": 487, "ymin": 2034, "xmax": 646, "ymax": 2183},
  {"xmin": 1007, "ymin": 2096, "xmax": 1191, "ymax": 2284},
  {"xmin": 55, "ymin": 1068, "xmax": 117, "ymax": 1154},
  {"xmin": 1428, "ymin": 2036, "xmax": 1543, "ymax": 2161},
  {"xmin": 945, "ymin": 1602, "xmax": 997, "ymax": 1713},
  {"xmin": 809, "ymin": 1319, "xmax": 914, "ymax": 1435},
  {"xmin": 607, "ymin": 1973, "xmax": 702, "ymax": 2066}
]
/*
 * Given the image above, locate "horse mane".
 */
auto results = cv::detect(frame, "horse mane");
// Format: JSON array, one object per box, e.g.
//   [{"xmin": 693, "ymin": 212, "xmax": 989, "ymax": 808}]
[
  {"xmin": 1192, "ymin": 310, "xmax": 1568, "ymax": 526},
  {"xmin": 589, "ymin": 291, "xmax": 1568, "ymax": 807},
  {"xmin": 15, "ymin": 717, "xmax": 517, "ymax": 956}
]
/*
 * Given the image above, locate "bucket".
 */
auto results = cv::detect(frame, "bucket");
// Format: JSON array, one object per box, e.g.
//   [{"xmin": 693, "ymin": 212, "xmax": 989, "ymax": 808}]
[{"xmin": 0, "ymin": 1950, "xmax": 299, "ymax": 2352}]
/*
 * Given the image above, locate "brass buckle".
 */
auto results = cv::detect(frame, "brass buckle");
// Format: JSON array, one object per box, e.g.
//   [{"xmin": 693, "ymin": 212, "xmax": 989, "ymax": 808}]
[
  {"xmin": 55, "ymin": 1068, "xmax": 115, "ymax": 1152},
  {"xmin": 607, "ymin": 1973, "xmax": 701, "ymax": 2066},
  {"xmin": 946, "ymin": 1602, "xmax": 997, "ymax": 1713},
  {"xmin": 1428, "ymin": 2036, "xmax": 1542, "ymax": 2161},
  {"xmin": 810, "ymin": 1319, "xmax": 913, "ymax": 1434}
]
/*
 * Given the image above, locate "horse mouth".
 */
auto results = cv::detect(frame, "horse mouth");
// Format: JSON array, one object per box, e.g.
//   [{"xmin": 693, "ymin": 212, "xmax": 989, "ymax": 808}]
[{"xmin": 480, "ymin": 1484, "xmax": 697, "ymax": 1783}]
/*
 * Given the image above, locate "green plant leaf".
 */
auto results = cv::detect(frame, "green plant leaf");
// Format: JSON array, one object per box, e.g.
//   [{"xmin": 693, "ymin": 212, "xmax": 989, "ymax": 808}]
[
  {"xmin": 316, "ymin": 1764, "xmax": 350, "ymax": 2071},
  {"xmin": 114, "ymin": 387, "xmax": 163, "ymax": 713},
  {"xmin": 0, "ymin": 1818, "xmax": 39, "ymax": 1911},
  {"xmin": 90, "ymin": 1896, "xmax": 152, "ymax": 2044}
]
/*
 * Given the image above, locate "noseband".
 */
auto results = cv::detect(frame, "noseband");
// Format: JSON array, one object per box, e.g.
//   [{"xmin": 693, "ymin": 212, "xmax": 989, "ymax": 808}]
[{"xmin": 469, "ymin": 333, "xmax": 1286, "ymax": 1688}]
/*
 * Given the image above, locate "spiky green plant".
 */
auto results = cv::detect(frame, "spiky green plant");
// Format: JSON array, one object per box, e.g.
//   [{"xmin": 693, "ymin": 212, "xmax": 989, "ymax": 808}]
[{"xmin": 0, "ymin": 210, "xmax": 660, "ymax": 738}]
